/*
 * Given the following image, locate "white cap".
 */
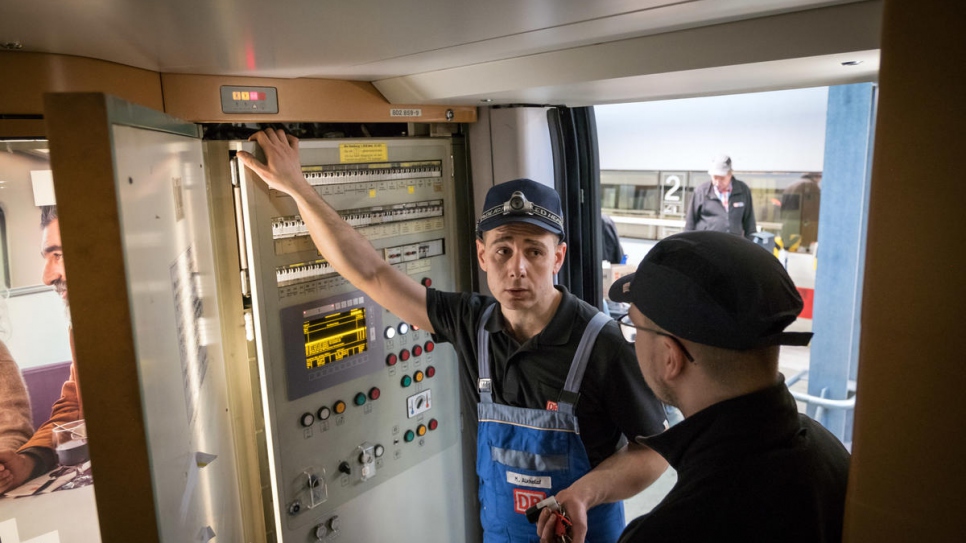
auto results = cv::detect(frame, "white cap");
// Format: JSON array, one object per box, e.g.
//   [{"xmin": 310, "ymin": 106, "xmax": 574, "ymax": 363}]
[{"xmin": 708, "ymin": 154, "xmax": 733, "ymax": 177}]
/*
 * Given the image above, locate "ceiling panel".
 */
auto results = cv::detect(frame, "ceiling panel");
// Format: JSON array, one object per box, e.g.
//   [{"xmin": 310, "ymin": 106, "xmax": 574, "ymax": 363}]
[{"xmin": 1, "ymin": 0, "xmax": 865, "ymax": 78}]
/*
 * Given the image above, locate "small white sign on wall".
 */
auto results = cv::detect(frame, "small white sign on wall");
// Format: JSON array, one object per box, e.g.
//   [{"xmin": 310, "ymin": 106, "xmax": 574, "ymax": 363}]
[{"xmin": 30, "ymin": 170, "xmax": 56, "ymax": 206}]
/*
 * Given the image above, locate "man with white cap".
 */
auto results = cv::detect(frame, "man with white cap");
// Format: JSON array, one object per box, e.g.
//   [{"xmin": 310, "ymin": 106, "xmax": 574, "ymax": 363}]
[
  {"xmin": 684, "ymin": 154, "xmax": 757, "ymax": 239},
  {"xmin": 239, "ymin": 128, "xmax": 669, "ymax": 543},
  {"xmin": 608, "ymin": 231, "xmax": 850, "ymax": 542}
]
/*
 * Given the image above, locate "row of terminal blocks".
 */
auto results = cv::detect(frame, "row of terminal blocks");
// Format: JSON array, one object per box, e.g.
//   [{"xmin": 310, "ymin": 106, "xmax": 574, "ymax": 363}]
[
  {"xmin": 276, "ymin": 239, "xmax": 444, "ymax": 286},
  {"xmin": 302, "ymin": 164, "xmax": 442, "ymax": 186},
  {"xmin": 272, "ymin": 200, "xmax": 443, "ymax": 239}
]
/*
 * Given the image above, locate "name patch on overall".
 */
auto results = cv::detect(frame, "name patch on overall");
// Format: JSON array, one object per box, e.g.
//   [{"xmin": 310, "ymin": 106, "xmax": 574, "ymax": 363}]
[
  {"xmin": 507, "ymin": 471, "xmax": 552, "ymax": 489},
  {"xmin": 733, "ymin": 202, "xmax": 745, "ymax": 208},
  {"xmin": 513, "ymin": 488, "xmax": 547, "ymax": 515}
]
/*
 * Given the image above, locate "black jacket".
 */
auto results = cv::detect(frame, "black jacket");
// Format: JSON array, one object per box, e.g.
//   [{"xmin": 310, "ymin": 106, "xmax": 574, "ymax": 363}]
[
  {"xmin": 684, "ymin": 178, "xmax": 757, "ymax": 239},
  {"xmin": 620, "ymin": 379, "xmax": 850, "ymax": 543}
]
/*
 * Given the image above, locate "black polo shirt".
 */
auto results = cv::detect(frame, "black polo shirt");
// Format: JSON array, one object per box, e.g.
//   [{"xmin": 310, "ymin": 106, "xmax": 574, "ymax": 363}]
[
  {"xmin": 427, "ymin": 286, "xmax": 666, "ymax": 467},
  {"xmin": 619, "ymin": 379, "xmax": 850, "ymax": 543}
]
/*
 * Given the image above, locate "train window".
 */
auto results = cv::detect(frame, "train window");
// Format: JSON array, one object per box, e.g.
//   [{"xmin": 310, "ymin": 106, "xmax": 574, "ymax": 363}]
[
  {"xmin": 0, "ymin": 140, "xmax": 71, "ymax": 372},
  {"xmin": 0, "ymin": 141, "xmax": 51, "ymax": 290}
]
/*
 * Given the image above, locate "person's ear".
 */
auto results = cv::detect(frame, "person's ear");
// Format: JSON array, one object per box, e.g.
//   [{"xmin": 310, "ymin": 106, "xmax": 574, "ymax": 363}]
[
  {"xmin": 662, "ymin": 337, "xmax": 688, "ymax": 380},
  {"xmin": 476, "ymin": 238, "xmax": 487, "ymax": 271},
  {"xmin": 553, "ymin": 241, "xmax": 567, "ymax": 274}
]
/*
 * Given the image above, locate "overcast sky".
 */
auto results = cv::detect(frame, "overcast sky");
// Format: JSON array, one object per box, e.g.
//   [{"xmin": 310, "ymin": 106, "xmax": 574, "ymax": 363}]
[{"xmin": 595, "ymin": 86, "xmax": 829, "ymax": 173}]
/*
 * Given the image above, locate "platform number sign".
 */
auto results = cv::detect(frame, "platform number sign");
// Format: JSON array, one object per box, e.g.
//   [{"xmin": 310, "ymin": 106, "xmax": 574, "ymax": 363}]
[{"xmin": 662, "ymin": 174, "xmax": 684, "ymax": 216}]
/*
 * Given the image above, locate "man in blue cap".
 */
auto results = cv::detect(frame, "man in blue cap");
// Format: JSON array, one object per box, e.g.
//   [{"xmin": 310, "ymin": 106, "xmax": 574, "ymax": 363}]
[
  {"xmin": 240, "ymin": 128, "xmax": 668, "ymax": 543},
  {"xmin": 608, "ymin": 231, "xmax": 850, "ymax": 542}
]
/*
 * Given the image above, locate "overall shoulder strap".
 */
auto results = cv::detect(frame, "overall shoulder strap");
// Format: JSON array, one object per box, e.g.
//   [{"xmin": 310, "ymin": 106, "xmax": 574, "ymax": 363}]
[
  {"xmin": 476, "ymin": 303, "xmax": 497, "ymax": 403},
  {"xmin": 557, "ymin": 312, "xmax": 610, "ymax": 415}
]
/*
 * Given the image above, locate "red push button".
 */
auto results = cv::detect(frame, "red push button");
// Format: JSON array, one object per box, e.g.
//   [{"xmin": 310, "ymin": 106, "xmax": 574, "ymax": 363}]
[
  {"xmin": 400, "ymin": 349, "xmax": 411, "ymax": 361},
  {"xmin": 424, "ymin": 341, "xmax": 435, "ymax": 352},
  {"xmin": 421, "ymin": 277, "xmax": 433, "ymax": 287},
  {"xmin": 386, "ymin": 353, "xmax": 398, "ymax": 366},
  {"xmin": 412, "ymin": 345, "xmax": 423, "ymax": 357},
  {"xmin": 426, "ymin": 366, "xmax": 436, "ymax": 378},
  {"xmin": 428, "ymin": 418, "xmax": 439, "ymax": 431},
  {"xmin": 369, "ymin": 387, "xmax": 381, "ymax": 400}
]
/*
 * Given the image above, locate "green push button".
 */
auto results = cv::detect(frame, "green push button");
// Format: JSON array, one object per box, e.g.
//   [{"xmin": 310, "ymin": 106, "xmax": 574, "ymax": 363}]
[
  {"xmin": 401, "ymin": 375, "xmax": 413, "ymax": 387},
  {"xmin": 354, "ymin": 392, "xmax": 367, "ymax": 406},
  {"xmin": 404, "ymin": 430, "xmax": 416, "ymax": 443}
]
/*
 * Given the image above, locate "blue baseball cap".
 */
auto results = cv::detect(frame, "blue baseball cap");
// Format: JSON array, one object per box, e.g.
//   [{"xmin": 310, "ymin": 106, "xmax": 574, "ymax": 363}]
[
  {"xmin": 609, "ymin": 231, "xmax": 812, "ymax": 350},
  {"xmin": 476, "ymin": 179, "xmax": 565, "ymax": 240}
]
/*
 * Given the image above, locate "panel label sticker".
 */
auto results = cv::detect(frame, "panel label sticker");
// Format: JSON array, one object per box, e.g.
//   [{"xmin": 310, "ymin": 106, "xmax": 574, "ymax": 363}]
[
  {"xmin": 390, "ymin": 108, "xmax": 422, "ymax": 117},
  {"xmin": 340, "ymin": 143, "xmax": 388, "ymax": 163}
]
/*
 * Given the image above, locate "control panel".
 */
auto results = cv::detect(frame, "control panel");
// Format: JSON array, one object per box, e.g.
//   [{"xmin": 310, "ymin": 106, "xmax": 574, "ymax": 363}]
[{"xmin": 236, "ymin": 139, "xmax": 468, "ymax": 542}]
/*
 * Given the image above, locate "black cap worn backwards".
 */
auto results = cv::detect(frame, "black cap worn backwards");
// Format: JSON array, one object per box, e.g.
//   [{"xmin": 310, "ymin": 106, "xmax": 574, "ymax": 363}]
[
  {"xmin": 476, "ymin": 179, "xmax": 565, "ymax": 240},
  {"xmin": 608, "ymin": 231, "xmax": 812, "ymax": 350}
]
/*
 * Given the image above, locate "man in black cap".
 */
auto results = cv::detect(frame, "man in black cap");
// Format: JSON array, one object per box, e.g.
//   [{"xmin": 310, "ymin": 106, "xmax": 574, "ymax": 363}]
[
  {"xmin": 608, "ymin": 231, "xmax": 850, "ymax": 543},
  {"xmin": 239, "ymin": 129, "xmax": 668, "ymax": 543}
]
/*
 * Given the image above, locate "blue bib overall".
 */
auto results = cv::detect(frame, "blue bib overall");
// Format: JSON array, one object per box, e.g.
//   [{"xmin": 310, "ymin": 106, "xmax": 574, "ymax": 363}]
[{"xmin": 476, "ymin": 305, "xmax": 625, "ymax": 543}]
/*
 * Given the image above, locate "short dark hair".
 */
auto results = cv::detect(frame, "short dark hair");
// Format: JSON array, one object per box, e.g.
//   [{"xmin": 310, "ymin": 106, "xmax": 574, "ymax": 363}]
[{"xmin": 40, "ymin": 205, "xmax": 58, "ymax": 229}]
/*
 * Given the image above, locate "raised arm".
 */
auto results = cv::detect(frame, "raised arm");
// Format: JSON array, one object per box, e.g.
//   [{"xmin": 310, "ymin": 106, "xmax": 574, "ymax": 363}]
[{"xmin": 237, "ymin": 129, "xmax": 433, "ymax": 333}]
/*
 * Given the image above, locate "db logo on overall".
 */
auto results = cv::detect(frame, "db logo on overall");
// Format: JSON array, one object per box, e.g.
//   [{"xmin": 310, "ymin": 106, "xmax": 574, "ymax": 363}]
[{"xmin": 513, "ymin": 488, "xmax": 547, "ymax": 514}]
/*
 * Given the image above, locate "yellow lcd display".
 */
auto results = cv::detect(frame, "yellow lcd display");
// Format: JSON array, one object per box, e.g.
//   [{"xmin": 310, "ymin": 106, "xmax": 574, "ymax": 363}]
[{"xmin": 304, "ymin": 307, "xmax": 368, "ymax": 369}]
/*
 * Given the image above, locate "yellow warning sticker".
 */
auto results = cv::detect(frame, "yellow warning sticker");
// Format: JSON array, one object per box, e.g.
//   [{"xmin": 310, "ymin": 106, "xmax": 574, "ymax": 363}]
[{"xmin": 340, "ymin": 143, "xmax": 388, "ymax": 163}]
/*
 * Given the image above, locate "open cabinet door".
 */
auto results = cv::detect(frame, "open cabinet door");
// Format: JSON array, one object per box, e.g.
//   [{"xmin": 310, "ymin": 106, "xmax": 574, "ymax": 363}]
[{"xmin": 43, "ymin": 93, "xmax": 245, "ymax": 543}]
